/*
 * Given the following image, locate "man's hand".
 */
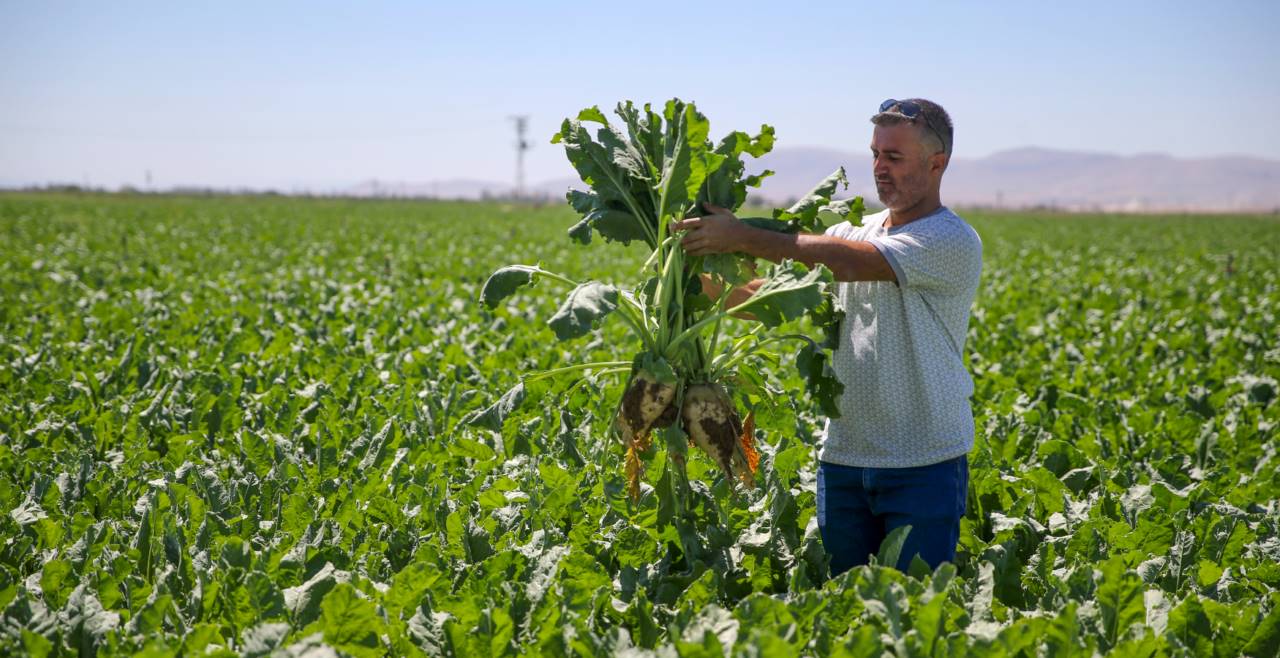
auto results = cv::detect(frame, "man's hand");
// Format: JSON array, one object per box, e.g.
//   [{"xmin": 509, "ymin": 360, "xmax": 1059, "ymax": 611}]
[{"xmin": 671, "ymin": 203, "xmax": 751, "ymax": 256}]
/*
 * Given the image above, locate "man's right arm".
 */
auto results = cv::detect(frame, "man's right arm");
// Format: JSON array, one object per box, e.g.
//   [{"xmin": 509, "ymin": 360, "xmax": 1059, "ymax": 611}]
[
  {"xmin": 675, "ymin": 209, "xmax": 895, "ymax": 283},
  {"xmin": 693, "ymin": 229, "xmax": 871, "ymax": 314},
  {"xmin": 736, "ymin": 229, "xmax": 896, "ymax": 283}
]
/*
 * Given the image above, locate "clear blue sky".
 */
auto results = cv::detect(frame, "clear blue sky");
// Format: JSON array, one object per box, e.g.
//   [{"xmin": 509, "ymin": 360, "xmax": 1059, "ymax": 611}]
[{"xmin": 2, "ymin": 0, "xmax": 1277, "ymax": 190}]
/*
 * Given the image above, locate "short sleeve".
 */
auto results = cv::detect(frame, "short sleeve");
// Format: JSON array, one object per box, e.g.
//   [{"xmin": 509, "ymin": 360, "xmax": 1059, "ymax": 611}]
[
  {"xmin": 824, "ymin": 220, "xmax": 851, "ymax": 238},
  {"xmin": 866, "ymin": 218, "xmax": 982, "ymax": 293}
]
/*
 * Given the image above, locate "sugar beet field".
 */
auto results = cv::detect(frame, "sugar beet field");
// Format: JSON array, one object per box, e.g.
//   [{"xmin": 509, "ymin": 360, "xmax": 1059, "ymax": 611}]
[{"xmin": 1, "ymin": 192, "xmax": 1278, "ymax": 657}]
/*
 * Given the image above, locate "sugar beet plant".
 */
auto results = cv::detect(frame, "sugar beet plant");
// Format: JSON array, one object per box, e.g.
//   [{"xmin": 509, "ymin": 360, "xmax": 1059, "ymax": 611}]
[
  {"xmin": 2, "ymin": 193, "xmax": 1277, "ymax": 655},
  {"xmin": 479, "ymin": 100, "xmax": 862, "ymax": 500}
]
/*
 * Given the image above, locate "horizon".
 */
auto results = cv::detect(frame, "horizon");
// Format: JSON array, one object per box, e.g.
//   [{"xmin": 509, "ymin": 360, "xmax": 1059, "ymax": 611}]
[
  {"xmin": 6, "ymin": 144, "xmax": 1275, "ymax": 202},
  {"xmin": 2, "ymin": 1, "xmax": 1278, "ymax": 191}
]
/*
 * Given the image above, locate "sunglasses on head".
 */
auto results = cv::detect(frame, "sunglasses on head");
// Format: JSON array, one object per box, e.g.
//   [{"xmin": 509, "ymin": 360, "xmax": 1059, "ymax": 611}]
[
  {"xmin": 878, "ymin": 99, "xmax": 949, "ymax": 155},
  {"xmin": 880, "ymin": 98, "xmax": 923, "ymax": 118}
]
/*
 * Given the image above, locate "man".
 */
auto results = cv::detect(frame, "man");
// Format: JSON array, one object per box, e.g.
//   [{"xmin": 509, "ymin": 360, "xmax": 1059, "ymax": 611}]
[{"xmin": 672, "ymin": 98, "xmax": 982, "ymax": 575}]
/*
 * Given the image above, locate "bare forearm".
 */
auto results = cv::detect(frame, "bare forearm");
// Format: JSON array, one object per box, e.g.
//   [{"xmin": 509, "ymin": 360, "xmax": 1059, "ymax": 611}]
[
  {"xmin": 725, "ymin": 278, "xmax": 763, "ymax": 309},
  {"xmin": 737, "ymin": 227, "xmax": 895, "ymax": 283},
  {"xmin": 699, "ymin": 274, "xmax": 764, "ymax": 318}
]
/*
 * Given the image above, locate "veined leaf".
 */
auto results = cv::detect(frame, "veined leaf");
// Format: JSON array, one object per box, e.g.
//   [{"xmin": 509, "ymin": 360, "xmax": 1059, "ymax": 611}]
[
  {"xmin": 241, "ymin": 622, "xmax": 291, "ymax": 658},
  {"xmin": 656, "ymin": 100, "xmax": 712, "ymax": 219},
  {"xmin": 615, "ymin": 101, "xmax": 666, "ymax": 179},
  {"xmin": 554, "ymin": 119, "xmax": 655, "ymax": 244},
  {"xmin": 39, "ymin": 559, "xmax": 73, "ymax": 610},
  {"xmin": 1242, "ymin": 604, "xmax": 1280, "ymax": 658},
  {"xmin": 548, "ymin": 281, "xmax": 619, "ymax": 340},
  {"xmin": 700, "ymin": 125, "xmax": 775, "ymax": 211},
  {"xmin": 824, "ymin": 195, "xmax": 866, "ymax": 223},
  {"xmin": 797, "ymin": 338, "xmax": 844, "ymax": 419},
  {"xmin": 284, "ymin": 562, "xmax": 341, "ymax": 627},
  {"xmin": 768, "ymin": 168, "xmax": 851, "ymax": 233},
  {"xmin": 1097, "ymin": 557, "xmax": 1146, "ymax": 650},
  {"xmin": 58, "ymin": 585, "xmax": 119, "ymax": 655},
  {"xmin": 740, "ymin": 168, "xmax": 865, "ymax": 236},
  {"xmin": 597, "ymin": 123, "xmax": 651, "ymax": 182},
  {"xmin": 782, "ymin": 168, "xmax": 847, "ymax": 216},
  {"xmin": 481, "ymin": 264, "xmax": 578, "ymax": 310},
  {"xmin": 319, "ymin": 583, "xmax": 383, "ymax": 657},
  {"xmin": 480, "ymin": 265, "xmax": 536, "ymax": 308},
  {"xmin": 732, "ymin": 260, "xmax": 831, "ymax": 327},
  {"xmin": 566, "ymin": 190, "xmax": 649, "ymax": 246},
  {"xmin": 575, "ymin": 106, "xmax": 608, "ymax": 124},
  {"xmin": 464, "ymin": 382, "xmax": 527, "ymax": 431}
]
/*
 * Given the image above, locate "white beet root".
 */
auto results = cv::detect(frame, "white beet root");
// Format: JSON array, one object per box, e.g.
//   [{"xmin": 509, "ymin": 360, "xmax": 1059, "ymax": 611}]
[
  {"xmin": 617, "ymin": 369, "xmax": 677, "ymax": 447},
  {"xmin": 681, "ymin": 383, "xmax": 757, "ymax": 488}
]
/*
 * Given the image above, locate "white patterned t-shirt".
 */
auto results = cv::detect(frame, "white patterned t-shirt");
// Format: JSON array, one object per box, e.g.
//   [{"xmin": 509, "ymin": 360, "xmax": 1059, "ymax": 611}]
[{"xmin": 818, "ymin": 206, "xmax": 982, "ymax": 468}]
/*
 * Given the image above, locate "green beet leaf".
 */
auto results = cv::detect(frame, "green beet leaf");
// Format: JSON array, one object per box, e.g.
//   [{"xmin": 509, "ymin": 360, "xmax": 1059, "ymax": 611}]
[
  {"xmin": 731, "ymin": 260, "xmax": 831, "ymax": 327},
  {"xmin": 480, "ymin": 265, "xmax": 536, "ymax": 308},
  {"xmin": 797, "ymin": 338, "xmax": 844, "ymax": 419},
  {"xmin": 770, "ymin": 167, "xmax": 850, "ymax": 233},
  {"xmin": 566, "ymin": 190, "xmax": 649, "ymax": 246},
  {"xmin": 319, "ymin": 583, "xmax": 384, "ymax": 657},
  {"xmin": 547, "ymin": 281, "xmax": 619, "ymax": 340}
]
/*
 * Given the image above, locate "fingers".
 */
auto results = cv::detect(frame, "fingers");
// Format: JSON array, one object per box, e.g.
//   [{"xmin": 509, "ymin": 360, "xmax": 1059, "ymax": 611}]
[
  {"xmin": 670, "ymin": 217, "xmax": 700, "ymax": 233},
  {"xmin": 681, "ymin": 233, "xmax": 717, "ymax": 256}
]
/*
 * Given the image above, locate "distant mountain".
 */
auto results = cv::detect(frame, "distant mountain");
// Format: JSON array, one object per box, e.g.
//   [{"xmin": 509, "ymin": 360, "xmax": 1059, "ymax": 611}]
[
  {"xmin": 344, "ymin": 147, "xmax": 1280, "ymax": 212},
  {"xmin": 750, "ymin": 147, "xmax": 1280, "ymax": 212}
]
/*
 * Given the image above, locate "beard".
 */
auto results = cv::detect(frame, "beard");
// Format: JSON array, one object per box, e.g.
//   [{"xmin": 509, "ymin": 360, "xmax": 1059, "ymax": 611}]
[
  {"xmin": 875, "ymin": 182, "xmax": 899, "ymax": 208},
  {"xmin": 876, "ymin": 170, "xmax": 928, "ymax": 210}
]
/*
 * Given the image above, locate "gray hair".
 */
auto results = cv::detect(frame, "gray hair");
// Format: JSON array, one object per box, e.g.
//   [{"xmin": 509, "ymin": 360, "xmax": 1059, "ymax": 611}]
[{"xmin": 871, "ymin": 98, "xmax": 954, "ymax": 159}]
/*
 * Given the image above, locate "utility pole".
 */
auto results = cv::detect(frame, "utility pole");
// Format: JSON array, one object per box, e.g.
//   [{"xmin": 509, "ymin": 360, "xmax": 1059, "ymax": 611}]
[{"xmin": 509, "ymin": 115, "xmax": 530, "ymax": 199}]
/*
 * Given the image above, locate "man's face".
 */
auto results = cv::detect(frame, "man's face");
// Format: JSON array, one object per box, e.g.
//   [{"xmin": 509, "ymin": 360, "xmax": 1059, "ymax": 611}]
[{"xmin": 870, "ymin": 122, "xmax": 943, "ymax": 210}]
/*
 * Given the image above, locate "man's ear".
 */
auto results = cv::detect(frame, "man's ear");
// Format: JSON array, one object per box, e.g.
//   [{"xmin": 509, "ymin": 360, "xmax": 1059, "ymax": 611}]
[{"xmin": 930, "ymin": 151, "xmax": 949, "ymax": 175}]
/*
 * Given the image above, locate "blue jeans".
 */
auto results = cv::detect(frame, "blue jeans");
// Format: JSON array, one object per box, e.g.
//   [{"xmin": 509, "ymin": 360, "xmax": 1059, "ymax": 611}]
[{"xmin": 816, "ymin": 455, "xmax": 968, "ymax": 575}]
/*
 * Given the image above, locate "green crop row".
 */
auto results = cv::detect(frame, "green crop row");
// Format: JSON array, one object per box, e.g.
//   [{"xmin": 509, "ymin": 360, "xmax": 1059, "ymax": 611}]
[{"xmin": 0, "ymin": 193, "xmax": 1277, "ymax": 657}]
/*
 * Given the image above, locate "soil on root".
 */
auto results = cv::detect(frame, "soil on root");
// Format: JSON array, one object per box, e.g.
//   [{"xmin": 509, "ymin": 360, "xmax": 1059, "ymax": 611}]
[
  {"xmin": 619, "ymin": 369, "xmax": 677, "ymax": 448},
  {"xmin": 682, "ymin": 383, "xmax": 754, "ymax": 488}
]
